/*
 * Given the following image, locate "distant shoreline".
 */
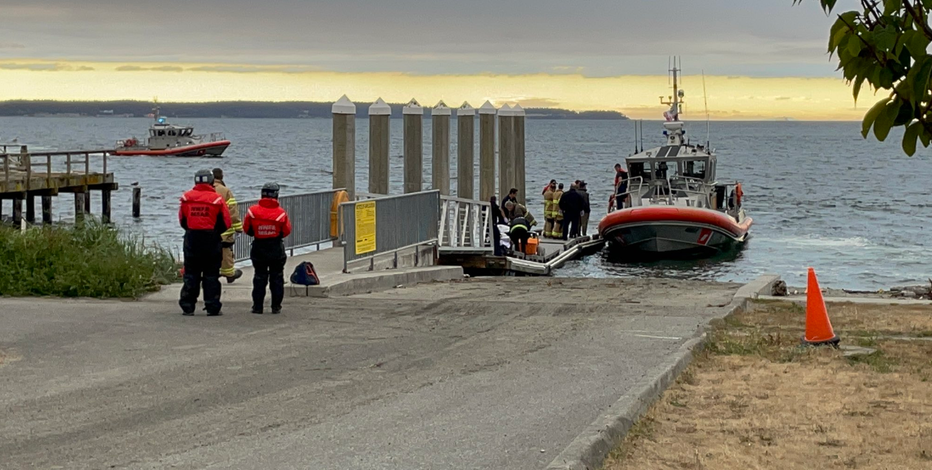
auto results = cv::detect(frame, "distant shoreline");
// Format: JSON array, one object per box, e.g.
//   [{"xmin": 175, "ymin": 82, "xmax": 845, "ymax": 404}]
[{"xmin": 0, "ymin": 100, "xmax": 628, "ymax": 120}]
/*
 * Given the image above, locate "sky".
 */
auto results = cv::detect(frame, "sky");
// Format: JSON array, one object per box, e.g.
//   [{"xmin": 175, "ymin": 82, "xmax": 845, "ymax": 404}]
[{"xmin": 0, "ymin": 0, "xmax": 873, "ymax": 120}]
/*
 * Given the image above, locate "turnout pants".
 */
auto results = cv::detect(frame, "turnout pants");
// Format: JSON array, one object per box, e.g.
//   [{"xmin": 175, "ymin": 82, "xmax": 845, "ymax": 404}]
[
  {"xmin": 251, "ymin": 256, "xmax": 286, "ymax": 312},
  {"xmin": 544, "ymin": 218, "xmax": 555, "ymax": 238},
  {"xmin": 179, "ymin": 243, "xmax": 223, "ymax": 314},
  {"xmin": 509, "ymin": 228, "xmax": 530, "ymax": 254},
  {"xmin": 220, "ymin": 241, "xmax": 236, "ymax": 278}
]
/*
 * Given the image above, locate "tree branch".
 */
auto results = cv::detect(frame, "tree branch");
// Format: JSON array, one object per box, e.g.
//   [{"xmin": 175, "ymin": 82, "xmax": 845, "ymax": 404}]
[{"xmin": 903, "ymin": 0, "xmax": 932, "ymax": 39}]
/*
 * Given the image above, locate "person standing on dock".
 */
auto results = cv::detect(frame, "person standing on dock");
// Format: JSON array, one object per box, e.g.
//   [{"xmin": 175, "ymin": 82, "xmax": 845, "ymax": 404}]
[
  {"xmin": 212, "ymin": 168, "xmax": 244, "ymax": 284},
  {"xmin": 502, "ymin": 188, "xmax": 518, "ymax": 208},
  {"xmin": 578, "ymin": 181, "xmax": 591, "ymax": 236},
  {"xmin": 559, "ymin": 184, "xmax": 588, "ymax": 239},
  {"xmin": 543, "ymin": 180, "xmax": 558, "ymax": 238},
  {"xmin": 243, "ymin": 183, "xmax": 292, "ymax": 315},
  {"xmin": 178, "ymin": 169, "xmax": 232, "ymax": 316},
  {"xmin": 503, "ymin": 200, "xmax": 537, "ymax": 228},
  {"xmin": 553, "ymin": 183, "xmax": 565, "ymax": 239}
]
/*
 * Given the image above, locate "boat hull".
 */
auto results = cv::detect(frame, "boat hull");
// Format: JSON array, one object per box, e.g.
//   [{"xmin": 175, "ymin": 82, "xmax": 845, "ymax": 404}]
[
  {"xmin": 598, "ymin": 206, "xmax": 751, "ymax": 258},
  {"xmin": 112, "ymin": 141, "xmax": 230, "ymax": 157}
]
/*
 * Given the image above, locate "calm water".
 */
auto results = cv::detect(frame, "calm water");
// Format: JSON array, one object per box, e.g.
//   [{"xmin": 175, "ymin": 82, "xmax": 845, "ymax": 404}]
[{"xmin": 1, "ymin": 116, "xmax": 928, "ymax": 290}]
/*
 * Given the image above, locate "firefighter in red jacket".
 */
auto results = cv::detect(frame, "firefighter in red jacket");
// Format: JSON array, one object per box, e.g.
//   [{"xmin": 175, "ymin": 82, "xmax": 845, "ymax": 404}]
[
  {"xmin": 243, "ymin": 182, "xmax": 292, "ymax": 314},
  {"xmin": 178, "ymin": 169, "xmax": 232, "ymax": 316}
]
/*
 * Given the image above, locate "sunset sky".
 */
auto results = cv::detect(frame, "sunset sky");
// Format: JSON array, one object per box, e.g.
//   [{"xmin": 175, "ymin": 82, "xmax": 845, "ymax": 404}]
[{"xmin": 1, "ymin": 0, "xmax": 872, "ymax": 120}]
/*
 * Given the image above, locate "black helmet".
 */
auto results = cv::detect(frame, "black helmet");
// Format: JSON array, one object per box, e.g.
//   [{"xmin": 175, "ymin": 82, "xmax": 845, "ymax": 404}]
[
  {"xmin": 261, "ymin": 182, "xmax": 280, "ymax": 199},
  {"xmin": 195, "ymin": 169, "xmax": 214, "ymax": 185}
]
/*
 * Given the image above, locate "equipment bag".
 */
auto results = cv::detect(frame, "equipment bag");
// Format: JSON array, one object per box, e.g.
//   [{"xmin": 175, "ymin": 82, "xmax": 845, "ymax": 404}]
[{"xmin": 290, "ymin": 261, "xmax": 320, "ymax": 286}]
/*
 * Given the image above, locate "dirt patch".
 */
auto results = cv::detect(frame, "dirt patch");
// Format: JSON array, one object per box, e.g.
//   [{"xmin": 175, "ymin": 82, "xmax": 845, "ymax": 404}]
[{"xmin": 602, "ymin": 301, "xmax": 932, "ymax": 470}]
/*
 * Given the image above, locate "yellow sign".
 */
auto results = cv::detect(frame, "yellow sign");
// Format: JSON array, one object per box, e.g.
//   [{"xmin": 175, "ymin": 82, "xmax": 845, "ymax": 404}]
[{"xmin": 354, "ymin": 201, "xmax": 377, "ymax": 255}]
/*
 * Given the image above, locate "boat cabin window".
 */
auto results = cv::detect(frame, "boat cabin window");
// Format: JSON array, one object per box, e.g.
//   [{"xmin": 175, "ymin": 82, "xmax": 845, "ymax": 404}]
[
  {"xmin": 157, "ymin": 130, "xmax": 166, "ymax": 136},
  {"xmin": 183, "ymin": 128, "xmax": 193, "ymax": 137},
  {"xmin": 628, "ymin": 162, "xmax": 650, "ymax": 181},
  {"xmin": 168, "ymin": 130, "xmax": 176, "ymax": 136},
  {"xmin": 655, "ymin": 161, "xmax": 668, "ymax": 180},
  {"xmin": 682, "ymin": 160, "xmax": 707, "ymax": 180}
]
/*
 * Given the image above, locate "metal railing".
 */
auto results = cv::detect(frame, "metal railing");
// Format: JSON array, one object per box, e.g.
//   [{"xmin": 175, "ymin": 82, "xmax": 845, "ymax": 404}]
[
  {"xmin": 233, "ymin": 189, "xmax": 341, "ymax": 262},
  {"xmin": 340, "ymin": 190, "xmax": 441, "ymax": 272},
  {"xmin": 438, "ymin": 195, "xmax": 493, "ymax": 253},
  {"xmin": 1, "ymin": 147, "xmax": 113, "ymax": 191}
]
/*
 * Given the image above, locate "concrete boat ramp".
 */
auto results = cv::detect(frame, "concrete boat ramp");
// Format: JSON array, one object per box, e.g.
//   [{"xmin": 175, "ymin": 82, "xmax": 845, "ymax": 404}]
[{"xmin": 0, "ymin": 274, "xmax": 767, "ymax": 470}]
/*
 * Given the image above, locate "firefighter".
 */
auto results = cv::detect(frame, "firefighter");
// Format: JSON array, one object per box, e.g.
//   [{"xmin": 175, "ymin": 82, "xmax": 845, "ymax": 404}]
[
  {"xmin": 543, "ymin": 180, "xmax": 557, "ymax": 238},
  {"xmin": 178, "ymin": 169, "xmax": 232, "ymax": 316},
  {"xmin": 553, "ymin": 183, "xmax": 565, "ymax": 239},
  {"xmin": 243, "ymin": 182, "xmax": 292, "ymax": 315},
  {"xmin": 211, "ymin": 168, "xmax": 243, "ymax": 283}
]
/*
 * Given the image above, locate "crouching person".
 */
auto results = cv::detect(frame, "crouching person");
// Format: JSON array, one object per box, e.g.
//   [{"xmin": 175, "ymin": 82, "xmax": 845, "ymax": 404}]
[{"xmin": 243, "ymin": 183, "xmax": 292, "ymax": 314}]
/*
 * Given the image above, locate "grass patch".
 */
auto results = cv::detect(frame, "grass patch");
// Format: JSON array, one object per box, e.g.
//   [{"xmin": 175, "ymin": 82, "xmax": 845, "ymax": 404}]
[
  {"xmin": 0, "ymin": 220, "xmax": 178, "ymax": 298},
  {"xmin": 602, "ymin": 300, "xmax": 932, "ymax": 470}
]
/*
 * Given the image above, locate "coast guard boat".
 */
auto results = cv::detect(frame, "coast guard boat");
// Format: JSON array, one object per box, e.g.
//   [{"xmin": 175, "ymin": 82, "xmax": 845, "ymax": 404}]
[
  {"xmin": 113, "ymin": 106, "xmax": 230, "ymax": 157},
  {"xmin": 598, "ymin": 62, "xmax": 751, "ymax": 258}
]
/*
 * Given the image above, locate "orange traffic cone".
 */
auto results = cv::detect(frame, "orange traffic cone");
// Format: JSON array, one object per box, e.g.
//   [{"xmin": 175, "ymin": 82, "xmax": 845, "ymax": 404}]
[{"xmin": 803, "ymin": 267, "xmax": 839, "ymax": 346}]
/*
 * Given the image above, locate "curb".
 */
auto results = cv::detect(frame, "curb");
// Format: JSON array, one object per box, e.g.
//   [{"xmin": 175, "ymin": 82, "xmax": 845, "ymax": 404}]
[
  {"xmin": 543, "ymin": 275, "xmax": 778, "ymax": 470},
  {"xmin": 288, "ymin": 266, "xmax": 464, "ymax": 298}
]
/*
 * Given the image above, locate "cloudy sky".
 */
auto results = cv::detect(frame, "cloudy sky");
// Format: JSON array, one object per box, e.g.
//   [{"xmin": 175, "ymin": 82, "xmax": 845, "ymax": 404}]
[{"xmin": 0, "ymin": 0, "xmax": 868, "ymax": 119}]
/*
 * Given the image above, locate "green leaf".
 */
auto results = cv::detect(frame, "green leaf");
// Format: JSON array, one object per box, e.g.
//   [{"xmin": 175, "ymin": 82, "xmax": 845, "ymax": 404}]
[
  {"xmin": 903, "ymin": 121, "xmax": 921, "ymax": 156},
  {"xmin": 880, "ymin": 67, "xmax": 895, "ymax": 88},
  {"xmin": 875, "ymin": 26, "xmax": 897, "ymax": 52},
  {"xmin": 847, "ymin": 37, "xmax": 862, "ymax": 57},
  {"xmin": 883, "ymin": 0, "xmax": 902, "ymax": 15},
  {"xmin": 920, "ymin": 127, "xmax": 931, "ymax": 148},
  {"xmin": 853, "ymin": 76, "xmax": 867, "ymax": 102},
  {"xmin": 894, "ymin": 101, "xmax": 915, "ymax": 126},
  {"xmin": 862, "ymin": 97, "xmax": 892, "ymax": 138},
  {"xmin": 912, "ymin": 56, "xmax": 932, "ymax": 102},
  {"xmin": 874, "ymin": 99, "xmax": 901, "ymax": 141},
  {"xmin": 904, "ymin": 30, "xmax": 931, "ymax": 59}
]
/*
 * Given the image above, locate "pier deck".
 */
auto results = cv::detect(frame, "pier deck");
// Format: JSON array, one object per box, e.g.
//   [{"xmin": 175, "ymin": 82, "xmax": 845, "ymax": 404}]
[{"xmin": 0, "ymin": 147, "xmax": 117, "ymax": 223}]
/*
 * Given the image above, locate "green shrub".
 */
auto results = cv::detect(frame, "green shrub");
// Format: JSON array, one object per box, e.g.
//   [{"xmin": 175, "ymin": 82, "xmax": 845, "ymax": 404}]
[{"xmin": 0, "ymin": 220, "xmax": 178, "ymax": 298}]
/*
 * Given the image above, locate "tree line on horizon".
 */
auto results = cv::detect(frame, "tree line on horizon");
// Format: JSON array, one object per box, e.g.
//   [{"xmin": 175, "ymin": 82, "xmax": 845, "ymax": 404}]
[{"xmin": 0, "ymin": 100, "xmax": 628, "ymax": 120}]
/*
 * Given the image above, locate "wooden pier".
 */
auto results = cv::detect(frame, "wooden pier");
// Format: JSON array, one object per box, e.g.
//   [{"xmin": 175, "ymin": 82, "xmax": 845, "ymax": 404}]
[{"xmin": 0, "ymin": 145, "xmax": 118, "ymax": 224}]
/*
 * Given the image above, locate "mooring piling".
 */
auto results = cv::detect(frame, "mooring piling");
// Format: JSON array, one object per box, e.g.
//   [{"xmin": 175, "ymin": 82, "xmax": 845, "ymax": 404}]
[
  {"xmin": 431, "ymin": 100, "xmax": 451, "ymax": 195},
  {"xmin": 368, "ymin": 98, "xmax": 391, "ymax": 195},
  {"xmin": 132, "ymin": 186, "xmax": 141, "ymax": 218},
  {"xmin": 456, "ymin": 102, "xmax": 475, "ymax": 199},
  {"xmin": 478, "ymin": 101, "xmax": 497, "ymax": 202},
  {"xmin": 498, "ymin": 104, "xmax": 515, "ymax": 200},
  {"xmin": 512, "ymin": 103, "xmax": 526, "ymax": 204},
  {"xmin": 403, "ymin": 99, "xmax": 424, "ymax": 194},
  {"xmin": 331, "ymin": 95, "xmax": 357, "ymax": 199}
]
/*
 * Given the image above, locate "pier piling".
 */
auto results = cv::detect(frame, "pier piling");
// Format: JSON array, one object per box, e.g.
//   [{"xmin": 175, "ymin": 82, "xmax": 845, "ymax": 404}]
[
  {"xmin": 478, "ymin": 101, "xmax": 497, "ymax": 202},
  {"xmin": 456, "ymin": 102, "xmax": 475, "ymax": 199},
  {"xmin": 74, "ymin": 193, "xmax": 85, "ymax": 223},
  {"xmin": 403, "ymin": 99, "xmax": 424, "ymax": 194},
  {"xmin": 431, "ymin": 101, "xmax": 451, "ymax": 195},
  {"xmin": 331, "ymin": 95, "xmax": 357, "ymax": 199},
  {"xmin": 513, "ymin": 104, "xmax": 526, "ymax": 204},
  {"xmin": 25, "ymin": 196, "xmax": 35, "ymax": 224},
  {"xmin": 498, "ymin": 104, "xmax": 515, "ymax": 200},
  {"xmin": 101, "ymin": 189, "xmax": 112, "ymax": 223},
  {"xmin": 368, "ymin": 98, "xmax": 391, "ymax": 195},
  {"xmin": 41, "ymin": 196, "xmax": 52, "ymax": 225},
  {"xmin": 132, "ymin": 186, "xmax": 141, "ymax": 218},
  {"xmin": 12, "ymin": 197, "xmax": 22, "ymax": 224}
]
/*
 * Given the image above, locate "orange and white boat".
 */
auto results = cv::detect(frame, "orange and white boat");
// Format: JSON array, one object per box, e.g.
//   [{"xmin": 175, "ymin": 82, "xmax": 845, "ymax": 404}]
[
  {"xmin": 598, "ymin": 61, "xmax": 751, "ymax": 257},
  {"xmin": 113, "ymin": 106, "xmax": 230, "ymax": 157}
]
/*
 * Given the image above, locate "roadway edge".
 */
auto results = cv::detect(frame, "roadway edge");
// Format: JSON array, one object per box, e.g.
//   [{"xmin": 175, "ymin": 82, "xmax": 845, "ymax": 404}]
[{"xmin": 543, "ymin": 274, "xmax": 780, "ymax": 470}]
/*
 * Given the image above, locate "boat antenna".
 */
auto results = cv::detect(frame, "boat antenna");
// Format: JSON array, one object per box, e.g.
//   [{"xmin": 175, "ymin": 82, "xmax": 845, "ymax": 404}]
[
  {"xmin": 633, "ymin": 119, "xmax": 638, "ymax": 153},
  {"xmin": 702, "ymin": 70, "xmax": 710, "ymax": 148}
]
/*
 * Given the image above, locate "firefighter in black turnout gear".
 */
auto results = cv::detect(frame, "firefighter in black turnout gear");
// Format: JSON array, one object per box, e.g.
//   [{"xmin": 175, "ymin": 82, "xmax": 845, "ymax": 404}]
[
  {"xmin": 178, "ymin": 169, "xmax": 232, "ymax": 316},
  {"xmin": 243, "ymin": 182, "xmax": 292, "ymax": 314}
]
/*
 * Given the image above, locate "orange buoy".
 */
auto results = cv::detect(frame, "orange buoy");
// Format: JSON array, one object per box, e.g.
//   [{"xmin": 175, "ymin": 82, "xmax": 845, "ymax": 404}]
[
  {"xmin": 803, "ymin": 267, "xmax": 839, "ymax": 346},
  {"xmin": 330, "ymin": 190, "xmax": 349, "ymax": 238}
]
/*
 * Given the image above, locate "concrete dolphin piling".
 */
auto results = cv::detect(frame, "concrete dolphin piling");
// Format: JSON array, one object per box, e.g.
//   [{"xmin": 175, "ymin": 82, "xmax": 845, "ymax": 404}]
[
  {"xmin": 498, "ymin": 103, "xmax": 515, "ymax": 200},
  {"xmin": 403, "ymin": 98, "xmax": 424, "ymax": 194},
  {"xmin": 513, "ymin": 103, "xmax": 526, "ymax": 204},
  {"xmin": 368, "ymin": 98, "xmax": 391, "ymax": 195},
  {"xmin": 431, "ymin": 100, "xmax": 451, "ymax": 196},
  {"xmin": 456, "ymin": 102, "xmax": 475, "ymax": 200},
  {"xmin": 478, "ymin": 100, "xmax": 497, "ymax": 202},
  {"xmin": 331, "ymin": 95, "xmax": 356, "ymax": 199}
]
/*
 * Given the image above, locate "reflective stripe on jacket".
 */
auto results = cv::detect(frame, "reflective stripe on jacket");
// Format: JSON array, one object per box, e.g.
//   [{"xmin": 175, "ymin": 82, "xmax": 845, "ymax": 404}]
[{"xmin": 214, "ymin": 180, "xmax": 242, "ymax": 240}]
